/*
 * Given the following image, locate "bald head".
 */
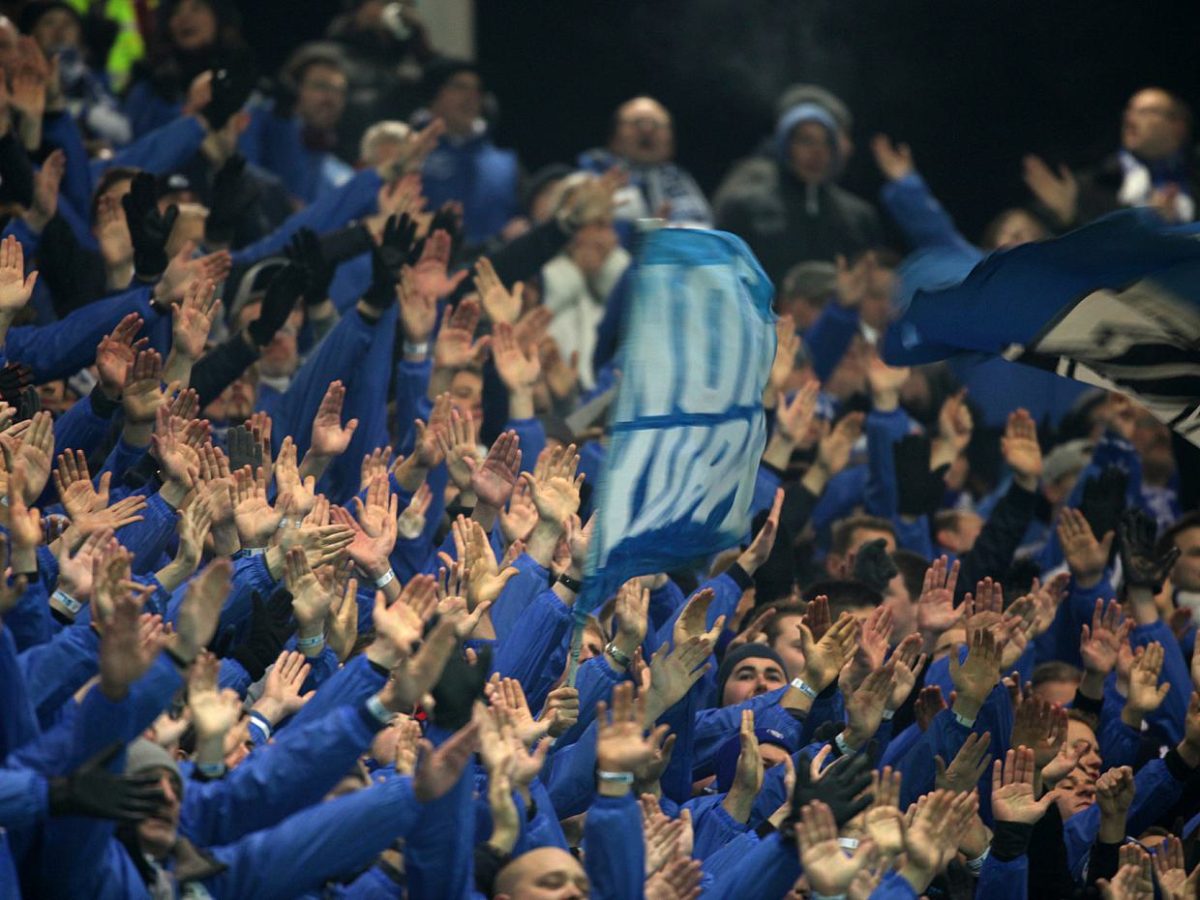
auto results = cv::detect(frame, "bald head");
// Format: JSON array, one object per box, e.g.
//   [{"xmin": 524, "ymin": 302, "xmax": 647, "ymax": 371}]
[
  {"xmin": 494, "ymin": 847, "xmax": 588, "ymax": 899},
  {"xmin": 1123, "ymin": 87, "xmax": 1191, "ymax": 160},
  {"xmin": 610, "ymin": 96, "xmax": 674, "ymax": 165}
]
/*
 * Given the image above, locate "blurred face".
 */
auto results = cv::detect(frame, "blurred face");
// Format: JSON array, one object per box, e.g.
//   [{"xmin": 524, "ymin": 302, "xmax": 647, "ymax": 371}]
[
  {"xmin": 722, "ymin": 657, "xmax": 787, "ymax": 706},
  {"xmin": 858, "ymin": 266, "xmax": 895, "ymax": 332},
  {"xmin": 1131, "ymin": 412, "xmax": 1174, "ymax": 485},
  {"xmin": 1170, "ymin": 527, "xmax": 1200, "ymax": 593},
  {"xmin": 1032, "ymin": 678, "xmax": 1079, "ymax": 707},
  {"xmin": 1123, "ymin": 89, "xmax": 1186, "ymax": 160},
  {"xmin": 826, "ymin": 526, "xmax": 896, "ymax": 578},
  {"xmin": 137, "ymin": 769, "xmax": 182, "ymax": 859},
  {"xmin": 205, "ymin": 375, "xmax": 256, "ymax": 422},
  {"xmin": 882, "ymin": 572, "xmax": 917, "ymax": 641},
  {"xmin": 1067, "ymin": 719, "xmax": 1102, "ymax": 779},
  {"xmin": 296, "ymin": 63, "xmax": 347, "ymax": 132},
  {"xmin": 430, "ymin": 71, "xmax": 482, "ymax": 136},
  {"xmin": 32, "ymin": 9, "xmax": 80, "ymax": 53},
  {"xmin": 777, "ymin": 294, "xmax": 823, "ymax": 332},
  {"xmin": 448, "ymin": 370, "xmax": 484, "ymax": 430},
  {"xmin": 787, "ymin": 122, "xmax": 833, "ymax": 184},
  {"xmin": 1055, "ymin": 769, "xmax": 1097, "ymax": 820},
  {"xmin": 989, "ymin": 209, "xmax": 1046, "ymax": 250},
  {"xmin": 495, "ymin": 847, "xmax": 589, "ymax": 900},
  {"xmin": 770, "ymin": 614, "xmax": 807, "ymax": 679},
  {"xmin": 611, "ymin": 97, "xmax": 674, "ymax": 166},
  {"xmin": 579, "ymin": 624, "xmax": 605, "ymax": 662},
  {"xmin": 824, "ymin": 334, "xmax": 869, "ymax": 400},
  {"xmin": 169, "ymin": 0, "xmax": 218, "ymax": 52}
]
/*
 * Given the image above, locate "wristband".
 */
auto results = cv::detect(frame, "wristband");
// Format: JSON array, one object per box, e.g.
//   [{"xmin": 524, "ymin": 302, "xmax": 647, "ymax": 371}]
[
  {"xmin": 834, "ymin": 731, "xmax": 858, "ymax": 757},
  {"xmin": 836, "ymin": 837, "xmax": 859, "ymax": 851},
  {"xmin": 296, "ymin": 633, "xmax": 325, "ymax": 651},
  {"xmin": 605, "ymin": 642, "xmax": 632, "ymax": 670},
  {"xmin": 233, "ymin": 547, "xmax": 265, "ymax": 559},
  {"xmin": 966, "ymin": 846, "xmax": 990, "ymax": 873},
  {"xmin": 790, "ymin": 677, "xmax": 817, "ymax": 700},
  {"xmin": 51, "ymin": 589, "xmax": 82, "ymax": 615},
  {"xmin": 0, "ymin": 495, "xmax": 8, "ymax": 507},
  {"xmin": 248, "ymin": 711, "xmax": 273, "ymax": 742},
  {"xmin": 954, "ymin": 711, "xmax": 977, "ymax": 728},
  {"xmin": 557, "ymin": 572, "xmax": 582, "ymax": 593},
  {"xmin": 881, "ymin": 709, "xmax": 895, "ymax": 721},
  {"xmin": 403, "ymin": 339, "xmax": 430, "ymax": 357},
  {"xmin": 597, "ymin": 770, "xmax": 634, "ymax": 785},
  {"xmin": 811, "ymin": 893, "xmax": 848, "ymax": 900},
  {"xmin": 365, "ymin": 694, "xmax": 397, "ymax": 726},
  {"xmin": 197, "ymin": 761, "xmax": 226, "ymax": 779},
  {"xmin": 375, "ymin": 568, "xmax": 396, "ymax": 589}
]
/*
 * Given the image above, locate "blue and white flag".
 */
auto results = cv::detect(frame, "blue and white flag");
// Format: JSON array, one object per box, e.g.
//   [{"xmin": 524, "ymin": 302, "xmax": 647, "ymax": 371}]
[
  {"xmin": 577, "ymin": 227, "xmax": 776, "ymax": 614},
  {"xmin": 884, "ymin": 209, "xmax": 1200, "ymax": 446}
]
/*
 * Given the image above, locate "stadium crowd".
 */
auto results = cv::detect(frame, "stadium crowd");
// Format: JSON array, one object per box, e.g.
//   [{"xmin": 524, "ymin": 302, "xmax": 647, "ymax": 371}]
[{"xmin": 0, "ymin": 1, "xmax": 1197, "ymax": 898}]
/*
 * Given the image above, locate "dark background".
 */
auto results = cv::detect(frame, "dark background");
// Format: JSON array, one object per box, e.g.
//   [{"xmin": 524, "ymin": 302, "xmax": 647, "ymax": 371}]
[{"xmin": 248, "ymin": 0, "xmax": 1200, "ymax": 243}]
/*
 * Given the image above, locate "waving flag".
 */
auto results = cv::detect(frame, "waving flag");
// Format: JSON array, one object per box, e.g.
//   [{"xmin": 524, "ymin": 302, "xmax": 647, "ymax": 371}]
[
  {"xmin": 576, "ymin": 227, "xmax": 776, "ymax": 616},
  {"xmin": 884, "ymin": 209, "xmax": 1200, "ymax": 446}
]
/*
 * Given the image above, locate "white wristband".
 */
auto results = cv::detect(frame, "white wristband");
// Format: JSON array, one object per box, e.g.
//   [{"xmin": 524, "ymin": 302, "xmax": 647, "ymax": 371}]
[
  {"xmin": 375, "ymin": 568, "xmax": 396, "ymax": 589},
  {"xmin": 197, "ymin": 761, "xmax": 227, "ymax": 778},
  {"xmin": 836, "ymin": 837, "xmax": 859, "ymax": 851},
  {"xmin": 366, "ymin": 694, "xmax": 397, "ymax": 726},
  {"xmin": 790, "ymin": 677, "xmax": 817, "ymax": 699},
  {"xmin": 403, "ymin": 339, "xmax": 430, "ymax": 357},
  {"xmin": 296, "ymin": 633, "xmax": 325, "ymax": 652},
  {"xmin": 954, "ymin": 711, "xmax": 977, "ymax": 728},
  {"xmin": 966, "ymin": 847, "xmax": 990, "ymax": 873},
  {"xmin": 51, "ymin": 589, "xmax": 82, "ymax": 615},
  {"xmin": 597, "ymin": 770, "xmax": 634, "ymax": 785},
  {"xmin": 881, "ymin": 709, "xmax": 895, "ymax": 721},
  {"xmin": 834, "ymin": 731, "xmax": 858, "ymax": 757}
]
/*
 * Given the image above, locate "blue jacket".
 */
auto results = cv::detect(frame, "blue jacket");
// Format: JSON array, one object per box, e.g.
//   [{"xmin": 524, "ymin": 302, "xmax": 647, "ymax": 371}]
[
  {"xmin": 239, "ymin": 103, "xmax": 355, "ymax": 205},
  {"xmin": 420, "ymin": 128, "xmax": 519, "ymax": 246}
]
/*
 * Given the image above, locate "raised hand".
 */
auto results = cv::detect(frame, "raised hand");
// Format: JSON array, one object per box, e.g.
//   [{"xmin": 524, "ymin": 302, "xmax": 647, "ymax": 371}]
[
  {"xmin": 795, "ymin": 800, "xmax": 877, "ymax": 896},
  {"xmin": 521, "ymin": 443, "xmax": 583, "ymax": 533},
  {"xmin": 992, "ymin": 746, "xmax": 1059, "ymax": 824},
  {"xmin": 797, "ymin": 612, "xmax": 858, "ymax": 693},
  {"xmin": 469, "ymin": 429, "xmax": 521, "ymax": 508},
  {"xmin": 736, "ymin": 488, "xmax": 783, "ymax": 575},
  {"xmin": 917, "ymin": 556, "xmax": 961, "ymax": 638},
  {"xmin": 949, "ymin": 625, "xmax": 1002, "ymax": 718},
  {"xmin": 475, "ymin": 256, "xmax": 524, "ymax": 325},
  {"xmin": 409, "ymin": 228, "xmax": 467, "ymax": 299},
  {"xmin": 309, "ymin": 381, "xmax": 359, "ymax": 459},
  {"xmin": 1123, "ymin": 642, "xmax": 1171, "ymax": 728},
  {"xmin": 174, "ymin": 559, "xmax": 232, "ymax": 664},
  {"xmin": 596, "ymin": 682, "xmax": 670, "ymax": 776},
  {"xmin": 1001, "ymin": 408, "xmax": 1043, "ymax": 489},
  {"xmin": 870, "ymin": 134, "xmax": 915, "ymax": 181},
  {"xmin": 122, "ymin": 172, "xmax": 177, "ymax": 279},
  {"xmin": 432, "ymin": 298, "xmax": 489, "ymax": 370},
  {"xmin": 493, "ymin": 320, "xmax": 541, "ymax": 392},
  {"xmin": 252, "ymin": 650, "xmax": 313, "ymax": 725},
  {"xmin": 1022, "ymin": 154, "xmax": 1078, "ymax": 226},
  {"xmin": 436, "ymin": 406, "xmax": 480, "ymax": 493},
  {"xmin": 1080, "ymin": 599, "xmax": 1129, "ymax": 676},
  {"xmin": 94, "ymin": 313, "xmax": 144, "ymax": 400},
  {"xmin": 934, "ymin": 730, "xmax": 992, "ymax": 794},
  {"xmin": 722, "ymin": 709, "xmax": 763, "ymax": 823},
  {"xmin": 1058, "ymin": 506, "xmax": 1114, "ymax": 589},
  {"xmin": 171, "ymin": 278, "xmax": 220, "ymax": 360},
  {"xmin": 1010, "ymin": 697, "xmax": 1067, "ymax": 770},
  {"xmin": 121, "ymin": 349, "xmax": 174, "ymax": 425},
  {"xmin": 1119, "ymin": 508, "xmax": 1179, "ymax": 593}
]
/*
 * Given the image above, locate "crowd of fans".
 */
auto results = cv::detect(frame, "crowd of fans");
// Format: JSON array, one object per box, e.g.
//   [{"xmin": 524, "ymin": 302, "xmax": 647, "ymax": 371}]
[{"xmin": 0, "ymin": 1, "xmax": 1198, "ymax": 898}]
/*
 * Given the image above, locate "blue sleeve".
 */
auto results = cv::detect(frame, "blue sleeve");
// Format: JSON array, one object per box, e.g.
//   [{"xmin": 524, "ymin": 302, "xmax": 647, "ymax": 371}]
[
  {"xmin": 684, "ymin": 793, "xmax": 749, "ymax": 861},
  {"xmin": 402, "ymin": 723, "xmax": 476, "ymax": 900},
  {"xmin": 488, "ymin": 589, "xmax": 573, "ymax": 712},
  {"xmin": 0, "ymin": 768, "xmax": 48, "ymax": 829},
  {"xmin": 3, "ymin": 579, "xmax": 52, "ymax": 652},
  {"xmin": 180, "ymin": 703, "xmax": 383, "ymax": 847},
  {"xmin": 803, "ymin": 302, "xmax": 859, "ymax": 383},
  {"xmin": 218, "ymin": 656, "xmax": 253, "ymax": 697},
  {"xmin": 864, "ymin": 407, "xmax": 907, "ymax": 518},
  {"xmin": 92, "ymin": 115, "xmax": 205, "ymax": 179},
  {"xmin": 96, "ymin": 438, "xmax": 148, "ymax": 486},
  {"xmin": 53, "ymin": 392, "xmax": 118, "ymax": 456},
  {"xmin": 2, "ymin": 285, "xmax": 159, "ymax": 384},
  {"xmin": 231, "ymin": 167, "xmax": 384, "ymax": 268},
  {"xmin": 284, "ymin": 653, "xmax": 388, "ymax": 733},
  {"xmin": 691, "ymin": 687, "xmax": 796, "ymax": 776},
  {"xmin": 869, "ymin": 870, "xmax": 921, "ymax": 899},
  {"xmin": 2, "ymin": 216, "xmax": 41, "ymax": 261},
  {"xmin": 205, "ymin": 776, "xmax": 422, "ymax": 900},
  {"xmin": 879, "ymin": 172, "xmax": 977, "ymax": 254},
  {"xmin": 1129, "ymin": 619, "xmax": 1188, "ymax": 744},
  {"xmin": 505, "ymin": 417, "xmax": 545, "ymax": 475},
  {"xmin": 0, "ymin": 628, "xmax": 39, "ymax": 760},
  {"xmin": 652, "ymin": 571, "xmax": 748, "ymax": 652},
  {"xmin": 550, "ymin": 654, "xmax": 626, "ymax": 750},
  {"xmin": 583, "ymin": 793, "xmax": 644, "ymax": 900},
  {"xmin": 489, "ymin": 553, "xmax": 551, "ymax": 644},
  {"xmin": 648, "ymin": 578, "xmax": 686, "ymax": 635},
  {"xmin": 166, "ymin": 554, "xmax": 278, "ymax": 643},
  {"xmin": 544, "ymin": 720, "xmax": 599, "ymax": 818},
  {"xmin": 42, "ymin": 110, "xmax": 94, "ymax": 221},
  {"xmin": 702, "ymin": 831, "xmax": 801, "ymax": 900},
  {"xmin": 17, "ymin": 623, "xmax": 101, "ymax": 728},
  {"xmin": 1098, "ymin": 715, "xmax": 1141, "ymax": 770},
  {"xmin": 113, "ymin": 492, "xmax": 179, "ymax": 574},
  {"xmin": 977, "ymin": 853, "xmax": 1027, "ymax": 900},
  {"xmin": 520, "ymin": 778, "xmax": 570, "ymax": 852},
  {"xmin": 751, "ymin": 464, "xmax": 782, "ymax": 521},
  {"xmin": 392, "ymin": 357, "xmax": 432, "ymax": 453}
]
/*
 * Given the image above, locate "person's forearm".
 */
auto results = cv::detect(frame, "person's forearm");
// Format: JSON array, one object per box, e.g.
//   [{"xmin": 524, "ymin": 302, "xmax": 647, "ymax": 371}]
[
  {"xmin": 162, "ymin": 349, "xmax": 196, "ymax": 390},
  {"xmin": 105, "ymin": 260, "xmax": 134, "ymax": 291},
  {"xmin": 298, "ymin": 450, "xmax": 332, "ymax": 485},
  {"xmin": 428, "ymin": 364, "xmax": 454, "ymax": 401},
  {"xmin": 211, "ymin": 522, "xmax": 240, "ymax": 557},
  {"xmin": 1097, "ymin": 810, "xmax": 1127, "ymax": 844},
  {"xmin": 526, "ymin": 520, "xmax": 563, "ymax": 568},
  {"xmin": 508, "ymin": 386, "xmax": 534, "ymax": 421},
  {"xmin": 194, "ymin": 732, "xmax": 227, "ymax": 772},
  {"xmin": 155, "ymin": 556, "xmax": 198, "ymax": 593},
  {"xmin": 1079, "ymin": 669, "xmax": 1106, "ymax": 700},
  {"xmin": 1126, "ymin": 585, "xmax": 1160, "ymax": 625},
  {"xmin": 471, "ymin": 501, "xmax": 499, "ymax": 533},
  {"xmin": 761, "ymin": 434, "xmax": 795, "ymax": 472}
]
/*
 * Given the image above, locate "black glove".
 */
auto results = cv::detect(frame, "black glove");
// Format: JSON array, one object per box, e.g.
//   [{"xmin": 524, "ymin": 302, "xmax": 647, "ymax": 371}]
[
  {"xmin": 246, "ymin": 263, "xmax": 308, "ymax": 348},
  {"xmin": 853, "ymin": 538, "xmax": 898, "ymax": 594},
  {"xmin": 285, "ymin": 228, "xmax": 335, "ymax": 307},
  {"xmin": 47, "ymin": 743, "xmax": 167, "ymax": 822},
  {"xmin": 892, "ymin": 434, "xmax": 949, "ymax": 518},
  {"xmin": 1079, "ymin": 466, "xmax": 1129, "ymax": 546},
  {"xmin": 229, "ymin": 589, "xmax": 296, "ymax": 681},
  {"xmin": 226, "ymin": 424, "xmax": 264, "ymax": 474},
  {"xmin": 430, "ymin": 641, "xmax": 491, "ymax": 730},
  {"xmin": 363, "ymin": 214, "xmax": 418, "ymax": 310},
  {"xmin": 1119, "ymin": 508, "xmax": 1178, "ymax": 592},
  {"xmin": 0, "ymin": 362, "xmax": 33, "ymax": 404},
  {"xmin": 204, "ymin": 60, "xmax": 255, "ymax": 132},
  {"xmin": 791, "ymin": 748, "xmax": 874, "ymax": 827},
  {"xmin": 205, "ymin": 153, "xmax": 260, "ymax": 245},
  {"xmin": 122, "ymin": 172, "xmax": 178, "ymax": 280}
]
